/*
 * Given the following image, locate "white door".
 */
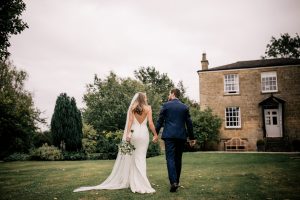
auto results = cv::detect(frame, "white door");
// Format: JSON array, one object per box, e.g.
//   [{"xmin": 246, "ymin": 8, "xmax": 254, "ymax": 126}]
[{"xmin": 264, "ymin": 109, "xmax": 282, "ymax": 137}]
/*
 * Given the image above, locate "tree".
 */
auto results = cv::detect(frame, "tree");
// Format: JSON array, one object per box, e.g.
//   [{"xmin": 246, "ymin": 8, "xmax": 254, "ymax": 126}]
[
  {"xmin": 134, "ymin": 67, "xmax": 174, "ymax": 102},
  {"xmin": 69, "ymin": 97, "xmax": 83, "ymax": 150},
  {"xmin": 134, "ymin": 67, "xmax": 177, "ymax": 122},
  {"xmin": 0, "ymin": 0, "xmax": 29, "ymax": 61},
  {"xmin": 263, "ymin": 33, "xmax": 300, "ymax": 59},
  {"xmin": 83, "ymin": 72, "xmax": 146, "ymax": 132},
  {"xmin": 51, "ymin": 93, "xmax": 83, "ymax": 151},
  {"xmin": 32, "ymin": 130, "xmax": 53, "ymax": 148},
  {"xmin": 176, "ymin": 80, "xmax": 194, "ymax": 105},
  {"xmin": 0, "ymin": 61, "xmax": 43, "ymax": 158},
  {"xmin": 84, "ymin": 69, "xmax": 192, "ymax": 134}
]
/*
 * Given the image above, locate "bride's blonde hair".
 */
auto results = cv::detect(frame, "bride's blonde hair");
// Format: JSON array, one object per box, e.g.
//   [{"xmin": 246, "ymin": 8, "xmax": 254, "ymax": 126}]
[{"xmin": 132, "ymin": 92, "xmax": 147, "ymax": 115}]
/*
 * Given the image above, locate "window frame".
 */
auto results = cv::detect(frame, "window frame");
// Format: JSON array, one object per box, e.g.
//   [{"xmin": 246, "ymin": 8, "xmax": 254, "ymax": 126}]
[
  {"xmin": 225, "ymin": 107, "xmax": 241, "ymax": 128},
  {"xmin": 261, "ymin": 71, "xmax": 278, "ymax": 93},
  {"xmin": 224, "ymin": 74, "xmax": 240, "ymax": 94}
]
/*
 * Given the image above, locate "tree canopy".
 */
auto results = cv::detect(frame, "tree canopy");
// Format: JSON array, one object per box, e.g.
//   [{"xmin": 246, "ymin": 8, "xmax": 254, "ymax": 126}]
[
  {"xmin": 83, "ymin": 72, "xmax": 146, "ymax": 132},
  {"xmin": 263, "ymin": 33, "xmax": 300, "ymax": 59},
  {"xmin": 0, "ymin": 0, "xmax": 29, "ymax": 61},
  {"xmin": 83, "ymin": 68, "xmax": 181, "ymax": 134},
  {"xmin": 134, "ymin": 67, "xmax": 174, "ymax": 102},
  {"xmin": 0, "ymin": 61, "xmax": 43, "ymax": 158}
]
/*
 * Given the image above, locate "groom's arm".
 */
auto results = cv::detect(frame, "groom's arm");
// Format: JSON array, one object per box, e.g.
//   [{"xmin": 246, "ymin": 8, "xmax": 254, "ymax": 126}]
[
  {"xmin": 185, "ymin": 108, "xmax": 195, "ymax": 140},
  {"xmin": 155, "ymin": 104, "xmax": 166, "ymax": 134}
]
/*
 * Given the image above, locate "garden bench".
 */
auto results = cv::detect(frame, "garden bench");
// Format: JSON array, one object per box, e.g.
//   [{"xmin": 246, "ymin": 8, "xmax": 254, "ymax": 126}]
[{"xmin": 224, "ymin": 137, "xmax": 248, "ymax": 151}]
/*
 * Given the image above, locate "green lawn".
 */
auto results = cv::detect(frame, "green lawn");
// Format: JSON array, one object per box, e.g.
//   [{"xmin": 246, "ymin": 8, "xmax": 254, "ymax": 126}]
[{"xmin": 0, "ymin": 152, "xmax": 300, "ymax": 200}]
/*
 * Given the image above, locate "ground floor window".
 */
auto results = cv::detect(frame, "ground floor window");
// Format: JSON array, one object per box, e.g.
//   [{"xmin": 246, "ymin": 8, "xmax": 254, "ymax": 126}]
[{"xmin": 225, "ymin": 107, "xmax": 241, "ymax": 128}]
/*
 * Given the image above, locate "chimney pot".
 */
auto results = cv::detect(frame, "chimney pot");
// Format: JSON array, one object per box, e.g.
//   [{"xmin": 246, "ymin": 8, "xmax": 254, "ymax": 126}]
[{"xmin": 201, "ymin": 53, "xmax": 209, "ymax": 70}]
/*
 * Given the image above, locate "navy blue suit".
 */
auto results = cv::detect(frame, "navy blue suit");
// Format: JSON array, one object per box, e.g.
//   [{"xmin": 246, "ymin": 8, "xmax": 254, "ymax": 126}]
[{"xmin": 156, "ymin": 98, "xmax": 194, "ymax": 185}]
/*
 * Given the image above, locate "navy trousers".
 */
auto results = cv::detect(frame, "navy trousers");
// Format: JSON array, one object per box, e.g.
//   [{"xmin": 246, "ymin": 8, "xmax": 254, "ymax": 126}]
[{"xmin": 164, "ymin": 139, "xmax": 185, "ymax": 185}]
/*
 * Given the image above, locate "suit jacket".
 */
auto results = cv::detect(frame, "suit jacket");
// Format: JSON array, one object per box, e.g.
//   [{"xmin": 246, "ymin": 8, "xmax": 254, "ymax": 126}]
[{"xmin": 155, "ymin": 98, "xmax": 194, "ymax": 140}]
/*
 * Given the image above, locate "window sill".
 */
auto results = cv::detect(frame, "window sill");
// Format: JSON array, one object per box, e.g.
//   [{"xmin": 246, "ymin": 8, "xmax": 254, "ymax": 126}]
[
  {"xmin": 221, "ymin": 138, "xmax": 248, "ymax": 141},
  {"xmin": 261, "ymin": 91, "xmax": 278, "ymax": 94},
  {"xmin": 224, "ymin": 127, "xmax": 242, "ymax": 130},
  {"xmin": 224, "ymin": 93, "xmax": 240, "ymax": 96}
]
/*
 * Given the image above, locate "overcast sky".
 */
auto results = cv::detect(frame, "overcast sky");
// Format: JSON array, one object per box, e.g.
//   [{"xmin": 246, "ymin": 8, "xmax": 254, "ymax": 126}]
[{"xmin": 9, "ymin": 0, "xmax": 300, "ymax": 129}]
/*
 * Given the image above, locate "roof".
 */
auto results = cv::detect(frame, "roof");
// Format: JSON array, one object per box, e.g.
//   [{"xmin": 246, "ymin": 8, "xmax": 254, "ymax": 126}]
[
  {"xmin": 259, "ymin": 95, "xmax": 286, "ymax": 106},
  {"xmin": 197, "ymin": 58, "xmax": 300, "ymax": 72}
]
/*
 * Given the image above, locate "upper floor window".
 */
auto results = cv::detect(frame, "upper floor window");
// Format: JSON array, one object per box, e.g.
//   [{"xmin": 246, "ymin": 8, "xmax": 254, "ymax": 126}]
[
  {"xmin": 261, "ymin": 72, "xmax": 277, "ymax": 93},
  {"xmin": 224, "ymin": 74, "xmax": 239, "ymax": 94},
  {"xmin": 225, "ymin": 107, "xmax": 241, "ymax": 128}
]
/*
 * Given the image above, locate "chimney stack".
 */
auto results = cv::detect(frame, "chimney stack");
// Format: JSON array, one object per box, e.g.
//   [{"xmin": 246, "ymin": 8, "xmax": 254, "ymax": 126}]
[{"xmin": 201, "ymin": 53, "xmax": 209, "ymax": 70}]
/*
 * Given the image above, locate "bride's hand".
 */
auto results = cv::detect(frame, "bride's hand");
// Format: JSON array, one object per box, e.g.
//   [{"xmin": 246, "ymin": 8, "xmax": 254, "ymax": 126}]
[
  {"xmin": 152, "ymin": 135, "xmax": 158, "ymax": 143},
  {"xmin": 126, "ymin": 135, "xmax": 131, "ymax": 142}
]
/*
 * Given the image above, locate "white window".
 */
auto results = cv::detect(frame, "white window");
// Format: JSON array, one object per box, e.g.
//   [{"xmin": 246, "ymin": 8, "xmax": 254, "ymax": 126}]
[
  {"xmin": 225, "ymin": 107, "xmax": 241, "ymax": 128},
  {"xmin": 261, "ymin": 72, "xmax": 277, "ymax": 93},
  {"xmin": 224, "ymin": 74, "xmax": 239, "ymax": 94}
]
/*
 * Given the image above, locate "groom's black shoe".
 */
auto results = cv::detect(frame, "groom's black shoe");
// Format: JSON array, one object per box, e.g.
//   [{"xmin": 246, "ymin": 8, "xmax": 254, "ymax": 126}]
[{"xmin": 170, "ymin": 183, "xmax": 179, "ymax": 192}]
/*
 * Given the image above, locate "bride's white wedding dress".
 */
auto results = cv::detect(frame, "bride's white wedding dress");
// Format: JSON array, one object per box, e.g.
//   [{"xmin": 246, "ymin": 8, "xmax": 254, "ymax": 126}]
[{"xmin": 73, "ymin": 114, "xmax": 155, "ymax": 194}]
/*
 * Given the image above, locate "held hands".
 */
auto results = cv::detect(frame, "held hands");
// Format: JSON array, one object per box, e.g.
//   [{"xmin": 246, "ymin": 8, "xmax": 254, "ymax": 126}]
[{"xmin": 152, "ymin": 134, "xmax": 158, "ymax": 143}]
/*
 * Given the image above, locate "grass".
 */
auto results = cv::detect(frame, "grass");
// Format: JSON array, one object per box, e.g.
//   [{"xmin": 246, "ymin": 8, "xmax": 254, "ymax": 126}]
[{"xmin": 0, "ymin": 152, "xmax": 300, "ymax": 200}]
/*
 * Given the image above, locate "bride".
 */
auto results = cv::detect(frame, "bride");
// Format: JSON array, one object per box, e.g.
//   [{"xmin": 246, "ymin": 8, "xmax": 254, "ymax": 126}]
[{"xmin": 74, "ymin": 92, "xmax": 159, "ymax": 194}]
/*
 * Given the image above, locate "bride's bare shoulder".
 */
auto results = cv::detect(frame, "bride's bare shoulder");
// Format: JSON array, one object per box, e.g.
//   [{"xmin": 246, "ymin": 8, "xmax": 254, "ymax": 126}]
[{"xmin": 144, "ymin": 105, "xmax": 152, "ymax": 112}]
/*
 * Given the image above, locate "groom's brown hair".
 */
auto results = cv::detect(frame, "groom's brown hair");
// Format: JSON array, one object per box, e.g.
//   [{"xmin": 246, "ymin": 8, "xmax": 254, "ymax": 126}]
[{"xmin": 171, "ymin": 88, "xmax": 181, "ymax": 98}]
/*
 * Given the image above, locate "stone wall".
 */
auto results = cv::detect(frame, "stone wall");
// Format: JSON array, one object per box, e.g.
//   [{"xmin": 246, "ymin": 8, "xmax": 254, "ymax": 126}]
[
  {"xmin": 278, "ymin": 66, "xmax": 300, "ymax": 141},
  {"xmin": 198, "ymin": 65, "xmax": 300, "ymax": 151}
]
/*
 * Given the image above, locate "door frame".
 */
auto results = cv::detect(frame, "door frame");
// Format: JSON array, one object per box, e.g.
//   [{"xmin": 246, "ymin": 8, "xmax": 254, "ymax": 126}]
[
  {"xmin": 264, "ymin": 108, "xmax": 282, "ymax": 137},
  {"xmin": 259, "ymin": 95, "xmax": 285, "ymax": 138}
]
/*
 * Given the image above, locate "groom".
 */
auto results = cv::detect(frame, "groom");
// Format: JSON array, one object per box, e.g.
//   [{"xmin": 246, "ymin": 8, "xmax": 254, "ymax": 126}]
[{"xmin": 156, "ymin": 88, "xmax": 196, "ymax": 192}]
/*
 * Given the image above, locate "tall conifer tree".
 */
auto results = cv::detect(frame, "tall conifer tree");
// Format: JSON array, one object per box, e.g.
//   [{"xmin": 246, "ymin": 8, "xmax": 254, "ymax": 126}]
[{"xmin": 51, "ymin": 93, "xmax": 82, "ymax": 151}]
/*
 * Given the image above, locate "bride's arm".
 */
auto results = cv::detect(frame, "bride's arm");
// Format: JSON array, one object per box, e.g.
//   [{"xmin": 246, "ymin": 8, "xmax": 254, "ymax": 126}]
[
  {"xmin": 147, "ymin": 106, "xmax": 158, "ymax": 143},
  {"xmin": 126, "ymin": 111, "xmax": 134, "ymax": 141}
]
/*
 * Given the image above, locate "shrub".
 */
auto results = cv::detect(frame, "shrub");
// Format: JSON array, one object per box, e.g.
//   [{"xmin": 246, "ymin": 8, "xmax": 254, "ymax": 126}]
[
  {"xmin": 87, "ymin": 153, "xmax": 104, "ymax": 160},
  {"xmin": 32, "ymin": 131, "xmax": 53, "ymax": 148},
  {"xmin": 82, "ymin": 123, "xmax": 97, "ymax": 154},
  {"xmin": 3, "ymin": 153, "xmax": 30, "ymax": 161},
  {"xmin": 190, "ymin": 107, "xmax": 222, "ymax": 151},
  {"xmin": 63, "ymin": 151, "xmax": 88, "ymax": 160},
  {"xmin": 147, "ymin": 141, "xmax": 161, "ymax": 158},
  {"xmin": 256, "ymin": 139, "xmax": 265, "ymax": 146},
  {"xmin": 256, "ymin": 139, "xmax": 265, "ymax": 152},
  {"xmin": 82, "ymin": 139, "xmax": 97, "ymax": 154},
  {"xmin": 30, "ymin": 143, "xmax": 63, "ymax": 161},
  {"xmin": 62, "ymin": 151, "xmax": 87, "ymax": 160},
  {"xmin": 96, "ymin": 130, "xmax": 123, "ymax": 159},
  {"xmin": 292, "ymin": 139, "xmax": 300, "ymax": 151}
]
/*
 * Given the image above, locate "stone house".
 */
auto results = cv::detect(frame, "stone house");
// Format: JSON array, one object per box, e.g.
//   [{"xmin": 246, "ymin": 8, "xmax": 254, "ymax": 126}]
[{"xmin": 197, "ymin": 54, "xmax": 300, "ymax": 151}]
